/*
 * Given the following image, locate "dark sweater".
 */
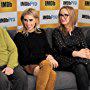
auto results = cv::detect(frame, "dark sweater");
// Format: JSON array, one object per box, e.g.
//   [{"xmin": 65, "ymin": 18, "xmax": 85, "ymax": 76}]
[{"xmin": 14, "ymin": 29, "xmax": 52, "ymax": 65}]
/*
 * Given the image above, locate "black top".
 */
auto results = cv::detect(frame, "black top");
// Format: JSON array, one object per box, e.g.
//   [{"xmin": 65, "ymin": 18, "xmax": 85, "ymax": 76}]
[
  {"xmin": 14, "ymin": 29, "xmax": 52, "ymax": 65},
  {"xmin": 52, "ymin": 27, "xmax": 89, "ymax": 69}
]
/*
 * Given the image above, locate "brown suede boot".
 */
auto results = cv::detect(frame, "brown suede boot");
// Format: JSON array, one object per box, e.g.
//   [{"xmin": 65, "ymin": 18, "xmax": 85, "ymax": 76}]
[
  {"xmin": 45, "ymin": 70, "xmax": 56, "ymax": 90},
  {"xmin": 36, "ymin": 60, "xmax": 53, "ymax": 90}
]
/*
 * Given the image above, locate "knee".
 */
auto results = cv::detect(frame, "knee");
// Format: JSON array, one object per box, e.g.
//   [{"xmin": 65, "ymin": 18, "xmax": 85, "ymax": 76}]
[
  {"xmin": 0, "ymin": 73, "xmax": 10, "ymax": 86},
  {"xmin": 40, "ymin": 60, "xmax": 52, "ymax": 68},
  {"xmin": 87, "ymin": 63, "xmax": 90, "ymax": 69},
  {"xmin": 40, "ymin": 60, "xmax": 50, "ymax": 65},
  {"xmin": 50, "ymin": 70, "xmax": 56, "ymax": 78},
  {"xmin": 18, "ymin": 71, "xmax": 28, "ymax": 82},
  {"xmin": 75, "ymin": 64, "xmax": 87, "ymax": 75},
  {"xmin": 14, "ymin": 66, "xmax": 28, "ymax": 82},
  {"xmin": 77, "ymin": 64, "xmax": 86, "ymax": 70}
]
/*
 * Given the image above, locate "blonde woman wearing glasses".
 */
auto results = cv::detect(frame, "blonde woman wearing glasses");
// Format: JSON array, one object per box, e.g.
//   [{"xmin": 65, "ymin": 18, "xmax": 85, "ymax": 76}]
[{"xmin": 52, "ymin": 6, "xmax": 90, "ymax": 90}]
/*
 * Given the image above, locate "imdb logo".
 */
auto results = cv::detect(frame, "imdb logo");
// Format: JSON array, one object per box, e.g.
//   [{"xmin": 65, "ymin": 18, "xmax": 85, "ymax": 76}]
[
  {"xmin": 45, "ymin": 1, "xmax": 55, "ymax": 6},
  {"xmin": 85, "ymin": 1, "xmax": 90, "ymax": 6},
  {"xmin": 0, "ymin": 2, "xmax": 12, "ymax": 7}
]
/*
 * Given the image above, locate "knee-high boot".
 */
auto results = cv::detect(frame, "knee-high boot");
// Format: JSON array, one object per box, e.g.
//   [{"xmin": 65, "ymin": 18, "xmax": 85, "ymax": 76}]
[
  {"xmin": 36, "ymin": 60, "xmax": 54, "ymax": 90},
  {"xmin": 45, "ymin": 70, "xmax": 56, "ymax": 90}
]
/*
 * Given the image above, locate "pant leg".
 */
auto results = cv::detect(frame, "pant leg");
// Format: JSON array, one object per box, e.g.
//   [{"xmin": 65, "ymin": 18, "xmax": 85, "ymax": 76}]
[
  {"xmin": 86, "ymin": 62, "xmax": 90, "ymax": 79},
  {"xmin": 72, "ymin": 64, "xmax": 89, "ymax": 90},
  {"xmin": 9, "ymin": 65, "xmax": 28, "ymax": 90},
  {"xmin": 0, "ymin": 71, "xmax": 11, "ymax": 90}
]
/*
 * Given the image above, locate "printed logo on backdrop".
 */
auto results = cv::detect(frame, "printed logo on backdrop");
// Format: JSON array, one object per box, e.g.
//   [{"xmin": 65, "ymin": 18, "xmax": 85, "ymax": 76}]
[
  {"xmin": 0, "ymin": 0, "xmax": 17, "ymax": 12},
  {"xmin": 79, "ymin": 0, "xmax": 90, "ymax": 10},
  {"xmin": 40, "ymin": 10, "xmax": 59, "ymax": 24},
  {"xmin": 0, "ymin": 2, "xmax": 12, "ymax": 7},
  {"xmin": 78, "ymin": 10, "xmax": 90, "ymax": 26},
  {"xmin": 40, "ymin": 0, "xmax": 60, "ymax": 10},
  {"xmin": 60, "ymin": 0, "xmax": 78, "ymax": 9},
  {"xmin": 17, "ymin": 0, "xmax": 40, "ymax": 11},
  {"xmin": 0, "ymin": 12, "xmax": 17, "ymax": 27},
  {"xmin": 85, "ymin": 1, "xmax": 90, "ymax": 6}
]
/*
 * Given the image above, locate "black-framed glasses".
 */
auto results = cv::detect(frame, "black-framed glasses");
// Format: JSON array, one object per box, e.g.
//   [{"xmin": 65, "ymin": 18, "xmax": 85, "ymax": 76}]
[{"xmin": 59, "ymin": 14, "xmax": 69, "ymax": 18}]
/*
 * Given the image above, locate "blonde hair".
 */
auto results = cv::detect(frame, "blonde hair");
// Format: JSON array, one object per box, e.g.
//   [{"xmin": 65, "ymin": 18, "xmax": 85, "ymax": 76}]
[
  {"xmin": 21, "ymin": 8, "xmax": 41, "ymax": 34},
  {"xmin": 21, "ymin": 8, "xmax": 39, "ymax": 28},
  {"xmin": 58, "ymin": 6, "xmax": 77, "ymax": 32}
]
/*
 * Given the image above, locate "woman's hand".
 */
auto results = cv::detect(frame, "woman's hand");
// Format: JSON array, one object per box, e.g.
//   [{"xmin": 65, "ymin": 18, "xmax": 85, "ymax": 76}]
[
  {"xmin": 34, "ymin": 66, "xmax": 40, "ymax": 76},
  {"xmin": 2, "ymin": 67, "xmax": 14, "ymax": 75},
  {"xmin": 84, "ymin": 48, "xmax": 90, "ymax": 59},
  {"xmin": 46, "ymin": 54, "xmax": 59, "ymax": 68},
  {"xmin": 72, "ymin": 48, "xmax": 90, "ymax": 59}
]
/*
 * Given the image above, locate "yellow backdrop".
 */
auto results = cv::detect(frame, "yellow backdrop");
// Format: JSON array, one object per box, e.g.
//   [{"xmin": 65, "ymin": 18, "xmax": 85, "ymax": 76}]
[{"xmin": 0, "ymin": 0, "xmax": 90, "ymax": 30}]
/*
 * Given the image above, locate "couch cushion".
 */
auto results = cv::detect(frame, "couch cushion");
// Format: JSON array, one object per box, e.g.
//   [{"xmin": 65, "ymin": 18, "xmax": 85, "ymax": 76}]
[
  {"xmin": 55, "ymin": 71, "xmax": 77, "ymax": 90},
  {"xmin": 28, "ymin": 71, "xmax": 77, "ymax": 90}
]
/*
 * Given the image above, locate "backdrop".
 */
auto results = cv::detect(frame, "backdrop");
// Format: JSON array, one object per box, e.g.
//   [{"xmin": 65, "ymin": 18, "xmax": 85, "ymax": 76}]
[{"xmin": 0, "ymin": 0, "xmax": 90, "ymax": 30}]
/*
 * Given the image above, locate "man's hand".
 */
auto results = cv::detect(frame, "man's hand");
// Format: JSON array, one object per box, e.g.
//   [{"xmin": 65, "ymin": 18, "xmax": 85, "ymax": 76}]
[{"xmin": 2, "ymin": 67, "xmax": 14, "ymax": 75}]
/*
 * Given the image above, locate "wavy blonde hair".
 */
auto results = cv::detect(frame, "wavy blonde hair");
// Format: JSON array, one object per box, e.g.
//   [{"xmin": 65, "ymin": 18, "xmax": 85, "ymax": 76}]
[{"xmin": 20, "ymin": 8, "xmax": 41, "ymax": 34}]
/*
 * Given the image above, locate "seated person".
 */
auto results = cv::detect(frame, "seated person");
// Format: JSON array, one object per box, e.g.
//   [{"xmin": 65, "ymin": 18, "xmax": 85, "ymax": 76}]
[
  {"xmin": 14, "ymin": 8, "xmax": 58, "ymax": 90},
  {"xmin": 52, "ymin": 6, "xmax": 90, "ymax": 90},
  {"xmin": 0, "ymin": 27, "xmax": 28, "ymax": 90}
]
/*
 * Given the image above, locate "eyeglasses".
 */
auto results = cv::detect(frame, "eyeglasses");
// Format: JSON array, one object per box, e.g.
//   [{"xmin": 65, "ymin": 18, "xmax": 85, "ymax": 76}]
[{"xmin": 59, "ymin": 14, "xmax": 69, "ymax": 18}]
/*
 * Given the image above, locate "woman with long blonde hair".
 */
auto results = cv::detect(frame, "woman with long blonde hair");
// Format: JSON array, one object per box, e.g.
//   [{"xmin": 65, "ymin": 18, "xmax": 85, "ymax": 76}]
[
  {"xmin": 52, "ymin": 6, "xmax": 90, "ymax": 90},
  {"xmin": 14, "ymin": 8, "xmax": 58, "ymax": 90}
]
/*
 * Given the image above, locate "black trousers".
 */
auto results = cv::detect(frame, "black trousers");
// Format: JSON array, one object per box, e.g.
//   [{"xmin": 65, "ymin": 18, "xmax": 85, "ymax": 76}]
[
  {"xmin": 0, "ymin": 65, "xmax": 28, "ymax": 90},
  {"xmin": 68, "ymin": 63, "xmax": 90, "ymax": 90},
  {"xmin": 72, "ymin": 63, "xmax": 90, "ymax": 90},
  {"xmin": 55, "ymin": 55, "xmax": 90, "ymax": 90},
  {"xmin": 56, "ymin": 61, "xmax": 90, "ymax": 90}
]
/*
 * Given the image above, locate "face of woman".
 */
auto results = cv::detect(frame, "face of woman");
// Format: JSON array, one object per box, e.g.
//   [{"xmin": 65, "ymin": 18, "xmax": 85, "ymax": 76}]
[
  {"xmin": 23, "ymin": 14, "xmax": 36, "ymax": 31},
  {"xmin": 59, "ymin": 8, "xmax": 70, "ymax": 26}
]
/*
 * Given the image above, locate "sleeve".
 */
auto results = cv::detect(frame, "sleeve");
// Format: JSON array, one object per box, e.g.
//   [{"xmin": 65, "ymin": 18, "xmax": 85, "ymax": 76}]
[
  {"xmin": 14, "ymin": 33, "xmax": 30, "ymax": 65},
  {"xmin": 52, "ymin": 28, "xmax": 73, "ymax": 57},
  {"xmin": 3, "ymin": 29, "xmax": 18, "ymax": 69}
]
